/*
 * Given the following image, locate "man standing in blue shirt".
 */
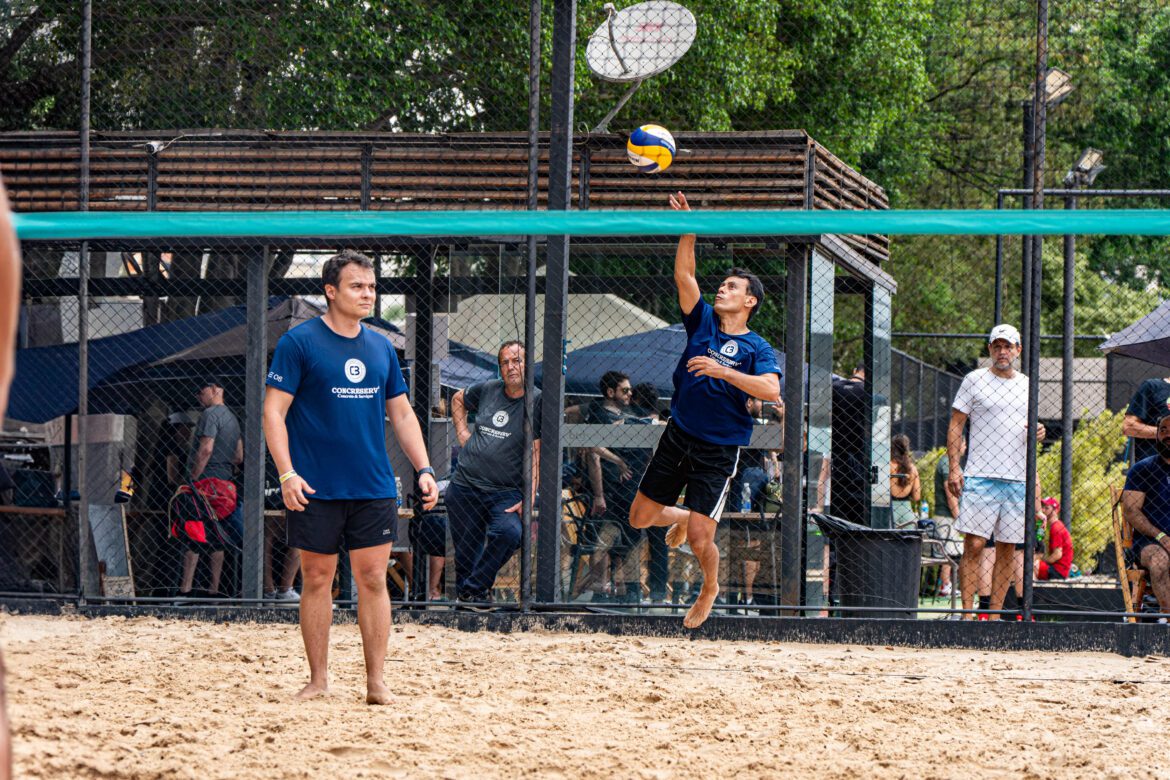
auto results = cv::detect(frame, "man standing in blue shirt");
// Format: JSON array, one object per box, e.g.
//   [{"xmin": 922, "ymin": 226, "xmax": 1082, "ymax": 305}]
[
  {"xmin": 629, "ymin": 192, "xmax": 782, "ymax": 628},
  {"xmin": 1122, "ymin": 414, "xmax": 1170, "ymax": 615},
  {"xmin": 263, "ymin": 250, "xmax": 438, "ymax": 704}
]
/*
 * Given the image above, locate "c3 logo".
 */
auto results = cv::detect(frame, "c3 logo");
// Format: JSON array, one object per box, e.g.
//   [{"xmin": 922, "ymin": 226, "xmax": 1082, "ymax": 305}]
[{"xmin": 344, "ymin": 359, "xmax": 367, "ymax": 384}]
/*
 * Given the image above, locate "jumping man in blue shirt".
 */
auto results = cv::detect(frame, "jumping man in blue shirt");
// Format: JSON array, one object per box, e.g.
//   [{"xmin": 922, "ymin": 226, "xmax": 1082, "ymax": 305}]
[
  {"xmin": 263, "ymin": 250, "xmax": 438, "ymax": 704},
  {"xmin": 629, "ymin": 192, "xmax": 783, "ymax": 628}
]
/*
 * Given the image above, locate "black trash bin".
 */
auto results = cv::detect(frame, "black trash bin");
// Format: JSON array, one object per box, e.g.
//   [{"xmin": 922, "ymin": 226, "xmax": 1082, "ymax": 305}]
[{"xmin": 811, "ymin": 512, "xmax": 922, "ymax": 619}]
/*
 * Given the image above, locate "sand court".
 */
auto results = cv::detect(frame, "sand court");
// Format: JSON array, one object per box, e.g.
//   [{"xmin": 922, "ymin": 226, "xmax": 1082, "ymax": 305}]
[{"xmin": 3, "ymin": 613, "xmax": 1170, "ymax": 778}]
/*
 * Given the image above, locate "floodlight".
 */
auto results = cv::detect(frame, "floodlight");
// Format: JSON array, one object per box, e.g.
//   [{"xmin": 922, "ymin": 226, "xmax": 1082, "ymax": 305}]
[{"xmin": 1063, "ymin": 147, "xmax": 1105, "ymax": 187}]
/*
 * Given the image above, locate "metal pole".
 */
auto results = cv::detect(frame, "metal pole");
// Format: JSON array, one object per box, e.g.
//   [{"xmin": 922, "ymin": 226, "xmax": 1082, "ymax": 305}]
[
  {"xmin": 1061, "ymin": 194, "xmax": 1075, "ymax": 528},
  {"xmin": 1022, "ymin": 0, "xmax": 1049, "ymax": 623},
  {"xmin": 1020, "ymin": 101, "xmax": 1034, "ymax": 366},
  {"xmin": 519, "ymin": 0, "xmax": 541, "ymax": 610},
  {"xmin": 994, "ymin": 191, "xmax": 1004, "ymax": 326},
  {"xmin": 780, "ymin": 245, "xmax": 807, "ymax": 613},
  {"xmin": 915, "ymin": 360, "xmax": 924, "ymax": 449},
  {"xmin": 535, "ymin": 0, "xmax": 576, "ymax": 603},
  {"xmin": 241, "ymin": 247, "xmax": 269, "ymax": 600},
  {"xmin": 77, "ymin": 0, "xmax": 94, "ymax": 602}
]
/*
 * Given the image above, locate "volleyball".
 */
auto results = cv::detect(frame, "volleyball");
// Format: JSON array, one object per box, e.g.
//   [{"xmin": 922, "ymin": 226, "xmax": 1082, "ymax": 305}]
[{"xmin": 627, "ymin": 124, "xmax": 675, "ymax": 174}]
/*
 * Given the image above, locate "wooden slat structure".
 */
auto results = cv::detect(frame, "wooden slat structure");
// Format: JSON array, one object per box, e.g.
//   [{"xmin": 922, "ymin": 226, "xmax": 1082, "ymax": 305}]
[{"xmin": 0, "ymin": 129, "xmax": 889, "ymax": 265}]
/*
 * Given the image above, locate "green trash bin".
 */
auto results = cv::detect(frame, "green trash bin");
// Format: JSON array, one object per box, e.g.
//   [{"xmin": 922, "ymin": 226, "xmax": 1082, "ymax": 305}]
[{"xmin": 811, "ymin": 512, "xmax": 922, "ymax": 619}]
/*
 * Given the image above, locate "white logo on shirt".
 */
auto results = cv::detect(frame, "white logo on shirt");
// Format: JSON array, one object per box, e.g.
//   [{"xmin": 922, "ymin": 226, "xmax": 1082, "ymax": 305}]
[
  {"xmin": 344, "ymin": 359, "xmax": 367, "ymax": 384},
  {"xmin": 720, "ymin": 341, "xmax": 739, "ymax": 357},
  {"xmin": 492, "ymin": 410, "xmax": 510, "ymax": 427}
]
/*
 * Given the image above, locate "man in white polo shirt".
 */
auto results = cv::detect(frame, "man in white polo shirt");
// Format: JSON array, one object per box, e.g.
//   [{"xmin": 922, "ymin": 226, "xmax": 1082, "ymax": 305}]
[{"xmin": 946, "ymin": 324, "xmax": 1045, "ymax": 620}]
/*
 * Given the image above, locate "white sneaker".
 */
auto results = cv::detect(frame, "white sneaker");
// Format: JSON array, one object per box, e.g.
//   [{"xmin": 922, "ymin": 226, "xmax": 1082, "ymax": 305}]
[
  {"xmin": 276, "ymin": 588, "xmax": 301, "ymax": 602},
  {"xmin": 262, "ymin": 590, "xmax": 278, "ymax": 601},
  {"xmin": 939, "ymin": 583, "xmax": 952, "ymax": 597}
]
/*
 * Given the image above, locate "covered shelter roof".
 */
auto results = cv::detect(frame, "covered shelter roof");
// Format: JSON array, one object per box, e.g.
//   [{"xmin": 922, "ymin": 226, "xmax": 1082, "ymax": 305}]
[{"xmin": 0, "ymin": 129, "xmax": 892, "ymax": 288}]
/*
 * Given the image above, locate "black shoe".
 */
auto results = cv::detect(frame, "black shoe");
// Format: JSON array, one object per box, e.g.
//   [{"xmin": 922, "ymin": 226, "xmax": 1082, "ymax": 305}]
[{"xmin": 456, "ymin": 591, "xmax": 493, "ymax": 612}]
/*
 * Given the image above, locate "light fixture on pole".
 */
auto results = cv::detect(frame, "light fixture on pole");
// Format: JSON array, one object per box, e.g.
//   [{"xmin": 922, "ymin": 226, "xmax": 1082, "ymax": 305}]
[
  {"xmin": 1035, "ymin": 67, "xmax": 1074, "ymax": 106},
  {"xmin": 1019, "ymin": 67, "xmax": 1074, "ymax": 367},
  {"xmin": 1063, "ymin": 147, "xmax": 1105, "ymax": 187}
]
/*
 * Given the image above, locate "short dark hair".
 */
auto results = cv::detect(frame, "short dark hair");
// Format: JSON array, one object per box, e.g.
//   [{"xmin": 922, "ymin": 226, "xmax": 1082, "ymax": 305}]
[
  {"xmin": 321, "ymin": 250, "xmax": 375, "ymax": 303},
  {"xmin": 727, "ymin": 267, "xmax": 764, "ymax": 322},
  {"xmin": 630, "ymin": 382, "xmax": 659, "ymax": 413},
  {"xmin": 497, "ymin": 340, "xmax": 524, "ymax": 367},
  {"xmin": 599, "ymin": 370, "xmax": 629, "ymax": 397},
  {"xmin": 1158, "ymin": 414, "xmax": 1170, "ymax": 432}
]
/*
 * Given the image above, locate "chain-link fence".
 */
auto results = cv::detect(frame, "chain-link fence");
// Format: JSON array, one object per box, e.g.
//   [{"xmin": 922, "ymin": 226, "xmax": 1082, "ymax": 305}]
[{"xmin": 3, "ymin": 0, "xmax": 1170, "ymax": 623}]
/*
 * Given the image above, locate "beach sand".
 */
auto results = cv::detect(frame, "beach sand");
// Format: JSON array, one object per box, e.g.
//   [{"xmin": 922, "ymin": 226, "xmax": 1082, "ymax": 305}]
[{"xmin": 3, "ymin": 613, "xmax": 1169, "ymax": 779}]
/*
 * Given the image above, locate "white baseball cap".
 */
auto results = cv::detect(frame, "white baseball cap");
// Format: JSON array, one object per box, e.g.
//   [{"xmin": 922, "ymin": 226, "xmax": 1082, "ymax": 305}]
[{"xmin": 988, "ymin": 324, "xmax": 1021, "ymax": 346}]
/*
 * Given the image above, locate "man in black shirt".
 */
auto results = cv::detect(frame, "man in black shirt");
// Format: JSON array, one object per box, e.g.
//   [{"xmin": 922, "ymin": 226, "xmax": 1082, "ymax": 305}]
[
  {"xmin": 829, "ymin": 367, "xmax": 871, "ymax": 525},
  {"xmin": 448, "ymin": 341, "xmax": 541, "ymax": 603},
  {"xmin": 585, "ymin": 371, "xmax": 642, "ymax": 602},
  {"xmin": 1124, "ymin": 377, "xmax": 1170, "ymax": 463}
]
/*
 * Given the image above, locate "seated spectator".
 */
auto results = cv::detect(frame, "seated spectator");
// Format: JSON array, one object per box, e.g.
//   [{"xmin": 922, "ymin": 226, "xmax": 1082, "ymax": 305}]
[
  {"xmin": 889, "ymin": 434, "xmax": 921, "ymax": 528},
  {"xmin": 1035, "ymin": 497, "xmax": 1074, "ymax": 580},
  {"xmin": 1121, "ymin": 414, "xmax": 1170, "ymax": 616},
  {"xmin": 448, "ymin": 341, "xmax": 540, "ymax": 604}
]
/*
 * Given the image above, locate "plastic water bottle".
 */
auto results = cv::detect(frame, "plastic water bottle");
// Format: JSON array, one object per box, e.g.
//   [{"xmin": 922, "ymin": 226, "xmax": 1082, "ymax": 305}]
[
  {"xmin": 395, "ymin": 476, "xmax": 403, "ymax": 508},
  {"xmin": 920, "ymin": 500, "xmax": 930, "ymax": 519},
  {"xmin": 740, "ymin": 483, "xmax": 752, "ymax": 513}
]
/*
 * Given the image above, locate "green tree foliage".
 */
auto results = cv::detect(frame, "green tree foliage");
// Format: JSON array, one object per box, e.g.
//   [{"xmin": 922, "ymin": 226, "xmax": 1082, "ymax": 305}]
[
  {"xmin": 1037, "ymin": 242, "xmax": 1160, "ymax": 356},
  {"xmin": 1035, "ymin": 410, "xmax": 1127, "ymax": 573}
]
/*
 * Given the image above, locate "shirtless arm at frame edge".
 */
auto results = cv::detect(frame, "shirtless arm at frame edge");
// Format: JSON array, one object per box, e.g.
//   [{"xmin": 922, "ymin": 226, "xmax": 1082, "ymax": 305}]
[{"xmin": 1, "ymin": 178, "xmax": 25, "ymax": 780}]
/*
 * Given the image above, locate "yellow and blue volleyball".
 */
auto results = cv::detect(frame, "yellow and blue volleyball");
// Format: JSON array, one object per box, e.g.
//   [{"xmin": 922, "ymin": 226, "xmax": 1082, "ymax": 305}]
[{"xmin": 627, "ymin": 124, "xmax": 675, "ymax": 174}]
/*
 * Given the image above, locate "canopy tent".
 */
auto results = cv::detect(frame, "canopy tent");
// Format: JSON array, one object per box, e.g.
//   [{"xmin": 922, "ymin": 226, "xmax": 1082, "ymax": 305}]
[
  {"xmin": 1099, "ymin": 300, "xmax": 1170, "ymax": 367},
  {"xmin": 9, "ymin": 305, "xmax": 246, "ymax": 424},
  {"xmin": 9, "ymin": 298, "xmax": 496, "ymax": 424}
]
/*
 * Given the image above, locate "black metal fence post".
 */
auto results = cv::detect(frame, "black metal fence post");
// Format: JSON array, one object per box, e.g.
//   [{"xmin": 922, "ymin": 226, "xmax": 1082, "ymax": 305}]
[
  {"xmin": 241, "ymin": 247, "xmax": 269, "ymax": 600},
  {"xmin": 781, "ymin": 245, "xmax": 808, "ymax": 612},
  {"xmin": 520, "ymin": 0, "xmax": 541, "ymax": 610},
  {"xmin": 1061, "ymin": 195, "xmax": 1076, "ymax": 527},
  {"xmin": 536, "ymin": 0, "xmax": 576, "ymax": 603},
  {"xmin": 1022, "ymin": 0, "xmax": 1050, "ymax": 623}
]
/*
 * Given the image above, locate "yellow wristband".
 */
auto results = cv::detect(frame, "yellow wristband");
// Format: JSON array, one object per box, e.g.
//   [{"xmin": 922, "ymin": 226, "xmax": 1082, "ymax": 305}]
[
  {"xmin": 1157, "ymin": 532, "xmax": 1166, "ymax": 543},
  {"xmin": 279, "ymin": 470, "xmax": 297, "ymax": 484}
]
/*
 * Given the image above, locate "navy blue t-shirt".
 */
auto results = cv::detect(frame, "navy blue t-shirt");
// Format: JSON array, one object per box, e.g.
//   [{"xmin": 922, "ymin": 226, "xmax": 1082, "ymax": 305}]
[
  {"xmin": 1124, "ymin": 454, "xmax": 1170, "ymax": 540},
  {"xmin": 266, "ymin": 317, "xmax": 408, "ymax": 500},
  {"xmin": 670, "ymin": 299, "xmax": 781, "ymax": 446},
  {"xmin": 1126, "ymin": 379, "xmax": 1170, "ymax": 463}
]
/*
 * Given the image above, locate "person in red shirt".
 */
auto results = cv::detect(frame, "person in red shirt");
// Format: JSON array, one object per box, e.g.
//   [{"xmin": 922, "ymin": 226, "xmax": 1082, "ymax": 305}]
[{"xmin": 1035, "ymin": 497, "xmax": 1074, "ymax": 580}]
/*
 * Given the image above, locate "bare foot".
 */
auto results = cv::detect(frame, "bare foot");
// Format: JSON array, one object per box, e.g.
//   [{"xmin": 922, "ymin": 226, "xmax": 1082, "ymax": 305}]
[
  {"xmin": 295, "ymin": 681, "xmax": 329, "ymax": 700},
  {"xmin": 366, "ymin": 680, "xmax": 392, "ymax": 706},
  {"xmin": 665, "ymin": 521, "xmax": 688, "ymax": 548},
  {"xmin": 683, "ymin": 585, "xmax": 719, "ymax": 628}
]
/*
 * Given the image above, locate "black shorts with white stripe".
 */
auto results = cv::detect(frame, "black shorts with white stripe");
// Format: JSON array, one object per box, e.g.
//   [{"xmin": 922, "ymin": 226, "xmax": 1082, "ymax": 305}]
[{"xmin": 637, "ymin": 419, "xmax": 741, "ymax": 521}]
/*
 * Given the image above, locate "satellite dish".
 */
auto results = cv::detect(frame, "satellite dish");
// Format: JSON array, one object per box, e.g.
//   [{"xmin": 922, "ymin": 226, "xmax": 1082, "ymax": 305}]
[
  {"xmin": 586, "ymin": 1, "xmax": 697, "ymax": 83},
  {"xmin": 586, "ymin": 1, "xmax": 697, "ymax": 132}
]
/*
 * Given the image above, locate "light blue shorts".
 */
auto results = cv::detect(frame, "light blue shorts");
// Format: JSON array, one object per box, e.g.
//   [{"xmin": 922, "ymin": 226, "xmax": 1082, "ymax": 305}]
[{"xmin": 954, "ymin": 476, "xmax": 1027, "ymax": 544}]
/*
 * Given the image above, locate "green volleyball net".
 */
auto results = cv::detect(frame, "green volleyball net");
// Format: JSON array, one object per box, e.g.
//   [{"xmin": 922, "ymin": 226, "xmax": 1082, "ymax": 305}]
[{"xmin": 6, "ymin": 206, "xmax": 1169, "ymax": 621}]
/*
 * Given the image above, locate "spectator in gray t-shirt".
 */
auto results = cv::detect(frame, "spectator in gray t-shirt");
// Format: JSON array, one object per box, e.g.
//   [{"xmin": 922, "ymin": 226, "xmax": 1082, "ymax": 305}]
[
  {"xmin": 448, "ymin": 341, "xmax": 541, "ymax": 604},
  {"xmin": 187, "ymin": 381, "xmax": 242, "ymax": 482},
  {"xmin": 178, "ymin": 377, "xmax": 243, "ymax": 599}
]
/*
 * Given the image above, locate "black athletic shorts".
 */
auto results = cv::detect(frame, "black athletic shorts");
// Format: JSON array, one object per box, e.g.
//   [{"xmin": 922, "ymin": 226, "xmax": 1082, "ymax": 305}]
[
  {"xmin": 286, "ymin": 498, "xmax": 398, "ymax": 555},
  {"xmin": 637, "ymin": 419, "xmax": 741, "ymax": 520}
]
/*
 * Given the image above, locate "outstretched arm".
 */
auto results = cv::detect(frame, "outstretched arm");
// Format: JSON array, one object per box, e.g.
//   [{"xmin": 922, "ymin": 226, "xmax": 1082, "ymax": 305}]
[{"xmin": 670, "ymin": 192, "xmax": 701, "ymax": 316}]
